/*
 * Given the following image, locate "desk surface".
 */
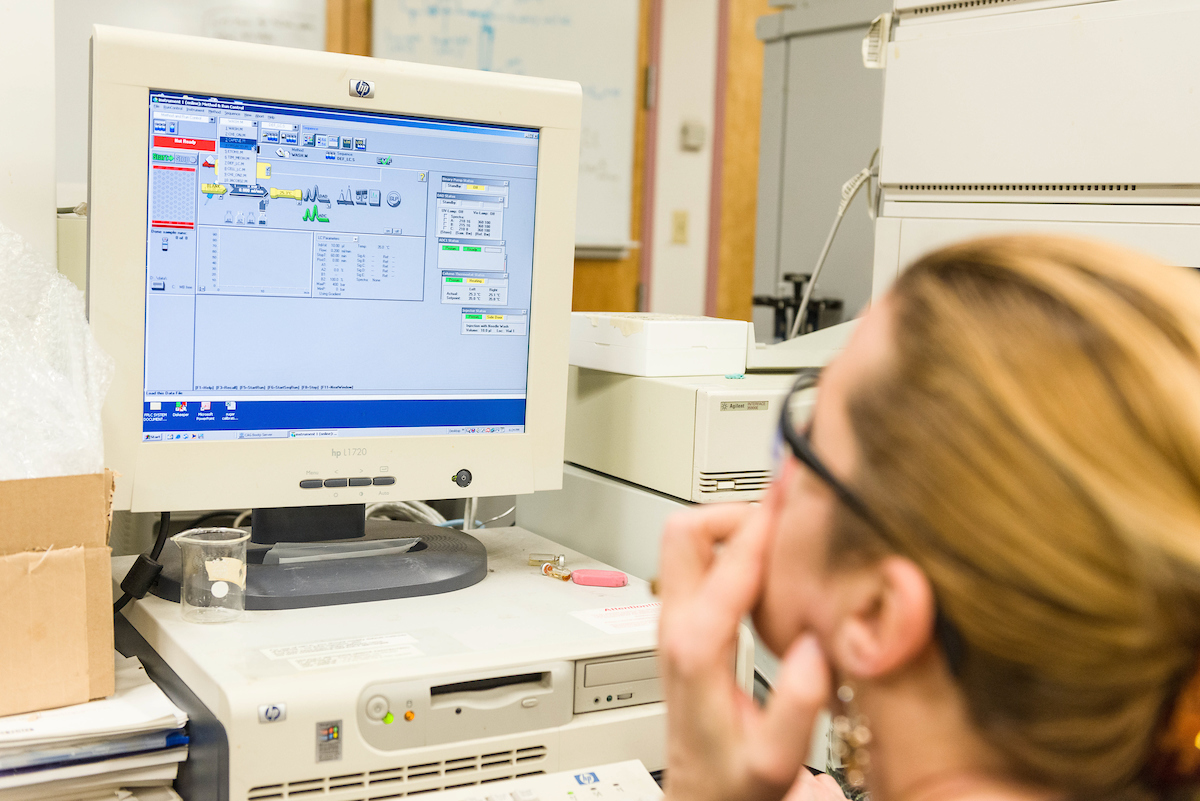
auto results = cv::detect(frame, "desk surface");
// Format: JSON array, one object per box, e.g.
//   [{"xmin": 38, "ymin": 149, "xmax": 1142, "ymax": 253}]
[{"xmin": 113, "ymin": 527, "xmax": 660, "ymax": 704}]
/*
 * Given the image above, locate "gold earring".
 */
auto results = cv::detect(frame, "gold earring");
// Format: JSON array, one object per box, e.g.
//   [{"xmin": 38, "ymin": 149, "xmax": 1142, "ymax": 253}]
[{"xmin": 832, "ymin": 684, "xmax": 873, "ymax": 789}]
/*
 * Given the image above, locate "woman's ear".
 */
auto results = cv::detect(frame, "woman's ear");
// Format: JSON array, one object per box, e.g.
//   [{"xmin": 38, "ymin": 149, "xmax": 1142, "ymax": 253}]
[{"xmin": 830, "ymin": 556, "xmax": 937, "ymax": 678}]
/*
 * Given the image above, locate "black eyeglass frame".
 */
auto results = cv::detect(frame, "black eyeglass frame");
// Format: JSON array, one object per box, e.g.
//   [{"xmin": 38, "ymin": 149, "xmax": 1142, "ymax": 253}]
[
  {"xmin": 778, "ymin": 369, "xmax": 883, "ymax": 530},
  {"xmin": 777, "ymin": 368, "xmax": 967, "ymax": 675}
]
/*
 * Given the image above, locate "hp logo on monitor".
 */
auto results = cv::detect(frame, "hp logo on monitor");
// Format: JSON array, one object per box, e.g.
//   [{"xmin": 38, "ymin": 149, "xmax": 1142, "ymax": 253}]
[{"xmin": 349, "ymin": 79, "xmax": 375, "ymax": 99}]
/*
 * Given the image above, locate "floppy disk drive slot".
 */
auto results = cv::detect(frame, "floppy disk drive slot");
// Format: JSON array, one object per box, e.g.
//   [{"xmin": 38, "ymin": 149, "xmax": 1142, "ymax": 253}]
[{"xmin": 431, "ymin": 672, "xmax": 550, "ymax": 710}]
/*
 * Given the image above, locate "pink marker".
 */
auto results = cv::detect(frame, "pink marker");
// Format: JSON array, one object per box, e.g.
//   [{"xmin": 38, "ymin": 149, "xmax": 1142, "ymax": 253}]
[{"xmin": 571, "ymin": 569, "xmax": 628, "ymax": 588}]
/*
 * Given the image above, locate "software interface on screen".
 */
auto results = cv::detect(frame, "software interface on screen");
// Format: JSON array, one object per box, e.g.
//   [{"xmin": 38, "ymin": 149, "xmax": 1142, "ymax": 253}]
[{"xmin": 141, "ymin": 91, "xmax": 539, "ymax": 441}]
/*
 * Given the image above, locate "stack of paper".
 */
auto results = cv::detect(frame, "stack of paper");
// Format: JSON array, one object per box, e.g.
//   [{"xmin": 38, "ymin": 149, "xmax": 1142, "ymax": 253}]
[{"xmin": 0, "ymin": 654, "xmax": 188, "ymax": 800}]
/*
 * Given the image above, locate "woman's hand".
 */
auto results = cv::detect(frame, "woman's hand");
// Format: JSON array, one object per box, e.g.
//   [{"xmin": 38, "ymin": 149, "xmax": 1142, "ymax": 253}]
[
  {"xmin": 658, "ymin": 475, "xmax": 833, "ymax": 801},
  {"xmin": 785, "ymin": 770, "xmax": 855, "ymax": 801}
]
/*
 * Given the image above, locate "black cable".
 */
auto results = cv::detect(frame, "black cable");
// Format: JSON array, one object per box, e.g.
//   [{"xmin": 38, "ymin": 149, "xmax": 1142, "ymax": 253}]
[
  {"xmin": 113, "ymin": 511, "xmax": 172, "ymax": 614},
  {"xmin": 149, "ymin": 511, "xmax": 172, "ymax": 559}
]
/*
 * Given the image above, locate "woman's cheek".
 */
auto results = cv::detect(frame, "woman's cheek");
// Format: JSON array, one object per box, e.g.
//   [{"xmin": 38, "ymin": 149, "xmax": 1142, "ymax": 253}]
[{"xmin": 750, "ymin": 486, "xmax": 838, "ymax": 656}]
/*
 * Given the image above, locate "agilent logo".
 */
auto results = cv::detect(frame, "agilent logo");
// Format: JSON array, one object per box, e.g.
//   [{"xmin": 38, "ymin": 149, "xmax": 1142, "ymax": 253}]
[{"xmin": 349, "ymin": 79, "xmax": 374, "ymax": 99}]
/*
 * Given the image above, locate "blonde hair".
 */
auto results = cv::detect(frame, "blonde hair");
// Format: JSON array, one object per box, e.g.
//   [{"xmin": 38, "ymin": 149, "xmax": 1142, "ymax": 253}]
[{"xmin": 839, "ymin": 235, "xmax": 1200, "ymax": 797}]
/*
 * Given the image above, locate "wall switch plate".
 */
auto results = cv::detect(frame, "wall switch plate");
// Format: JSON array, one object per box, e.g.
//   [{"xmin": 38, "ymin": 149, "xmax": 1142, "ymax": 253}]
[{"xmin": 671, "ymin": 210, "xmax": 688, "ymax": 244}]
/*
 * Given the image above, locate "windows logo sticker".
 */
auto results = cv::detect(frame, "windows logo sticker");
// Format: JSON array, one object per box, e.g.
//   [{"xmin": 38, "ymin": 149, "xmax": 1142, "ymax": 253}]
[{"xmin": 316, "ymin": 720, "xmax": 342, "ymax": 762}]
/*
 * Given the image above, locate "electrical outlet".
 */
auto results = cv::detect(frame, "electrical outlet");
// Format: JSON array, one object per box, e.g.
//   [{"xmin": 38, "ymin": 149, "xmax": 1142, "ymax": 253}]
[{"xmin": 671, "ymin": 210, "xmax": 688, "ymax": 244}]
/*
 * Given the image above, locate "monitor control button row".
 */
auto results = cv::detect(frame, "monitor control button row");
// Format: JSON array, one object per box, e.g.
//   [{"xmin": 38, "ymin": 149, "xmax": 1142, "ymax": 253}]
[{"xmin": 300, "ymin": 477, "xmax": 397, "ymax": 488}]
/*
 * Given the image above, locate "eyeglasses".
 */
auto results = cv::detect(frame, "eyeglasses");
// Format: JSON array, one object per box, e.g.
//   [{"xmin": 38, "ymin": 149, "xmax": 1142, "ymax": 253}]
[
  {"xmin": 778, "ymin": 369, "xmax": 884, "ymax": 531},
  {"xmin": 777, "ymin": 368, "xmax": 967, "ymax": 675}
]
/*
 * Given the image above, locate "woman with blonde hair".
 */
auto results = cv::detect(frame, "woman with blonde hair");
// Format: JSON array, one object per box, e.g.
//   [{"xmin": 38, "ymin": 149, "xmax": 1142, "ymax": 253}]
[{"xmin": 658, "ymin": 235, "xmax": 1200, "ymax": 801}]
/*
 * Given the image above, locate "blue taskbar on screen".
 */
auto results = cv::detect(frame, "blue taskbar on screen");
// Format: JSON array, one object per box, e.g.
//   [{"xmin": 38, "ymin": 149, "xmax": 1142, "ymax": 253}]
[{"xmin": 141, "ymin": 399, "xmax": 526, "ymax": 441}]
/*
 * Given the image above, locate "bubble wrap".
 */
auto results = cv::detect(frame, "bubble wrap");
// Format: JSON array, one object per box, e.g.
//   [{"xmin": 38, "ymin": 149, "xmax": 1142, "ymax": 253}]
[{"xmin": 0, "ymin": 222, "xmax": 113, "ymax": 480}]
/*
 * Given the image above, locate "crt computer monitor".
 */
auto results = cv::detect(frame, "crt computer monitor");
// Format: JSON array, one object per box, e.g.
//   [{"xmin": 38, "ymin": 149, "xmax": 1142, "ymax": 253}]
[{"xmin": 87, "ymin": 26, "xmax": 581, "ymax": 523}]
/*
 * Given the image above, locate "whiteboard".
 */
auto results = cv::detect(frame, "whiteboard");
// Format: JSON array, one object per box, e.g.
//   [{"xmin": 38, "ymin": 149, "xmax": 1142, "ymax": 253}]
[
  {"xmin": 372, "ymin": 0, "xmax": 639, "ymax": 254},
  {"xmin": 55, "ymin": 0, "xmax": 326, "ymax": 202}
]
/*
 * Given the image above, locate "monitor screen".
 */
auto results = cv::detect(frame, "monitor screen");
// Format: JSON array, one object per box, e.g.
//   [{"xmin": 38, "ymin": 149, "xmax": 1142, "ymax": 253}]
[{"xmin": 140, "ymin": 91, "xmax": 539, "ymax": 443}]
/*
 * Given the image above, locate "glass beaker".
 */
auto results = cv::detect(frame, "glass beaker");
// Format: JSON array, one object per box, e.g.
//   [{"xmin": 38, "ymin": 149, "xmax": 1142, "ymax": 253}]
[{"xmin": 173, "ymin": 527, "xmax": 250, "ymax": 623}]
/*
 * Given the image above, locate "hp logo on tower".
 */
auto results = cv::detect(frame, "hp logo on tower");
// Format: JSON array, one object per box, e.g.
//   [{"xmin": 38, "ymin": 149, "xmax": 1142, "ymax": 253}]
[{"xmin": 349, "ymin": 79, "xmax": 375, "ymax": 99}]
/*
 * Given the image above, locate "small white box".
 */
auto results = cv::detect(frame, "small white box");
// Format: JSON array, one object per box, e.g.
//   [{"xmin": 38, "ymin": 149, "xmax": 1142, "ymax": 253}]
[{"xmin": 569, "ymin": 312, "xmax": 748, "ymax": 377}]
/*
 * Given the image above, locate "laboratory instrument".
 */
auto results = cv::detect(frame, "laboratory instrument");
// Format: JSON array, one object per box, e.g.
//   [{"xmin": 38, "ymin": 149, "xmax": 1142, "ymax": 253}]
[
  {"xmin": 869, "ymin": 0, "xmax": 1200, "ymax": 287},
  {"xmin": 565, "ymin": 368, "xmax": 805, "ymax": 504}
]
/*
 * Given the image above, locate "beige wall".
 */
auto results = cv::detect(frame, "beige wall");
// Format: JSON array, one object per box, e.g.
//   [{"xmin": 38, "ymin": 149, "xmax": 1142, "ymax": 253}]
[
  {"xmin": 647, "ymin": 0, "xmax": 720, "ymax": 315},
  {"xmin": 1, "ymin": 1, "xmax": 58, "ymax": 264}
]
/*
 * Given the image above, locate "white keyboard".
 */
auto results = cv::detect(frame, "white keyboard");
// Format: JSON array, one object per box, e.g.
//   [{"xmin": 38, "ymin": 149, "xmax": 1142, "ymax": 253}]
[{"xmin": 416, "ymin": 759, "xmax": 663, "ymax": 800}]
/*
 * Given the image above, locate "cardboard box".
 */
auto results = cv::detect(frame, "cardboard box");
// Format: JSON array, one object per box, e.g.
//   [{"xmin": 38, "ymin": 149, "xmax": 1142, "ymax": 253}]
[{"xmin": 0, "ymin": 471, "xmax": 115, "ymax": 716}]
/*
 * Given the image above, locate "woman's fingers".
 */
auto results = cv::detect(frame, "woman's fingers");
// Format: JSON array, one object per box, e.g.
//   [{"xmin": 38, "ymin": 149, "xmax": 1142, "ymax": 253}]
[
  {"xmin": 659, "ymin": 503, "xmax": 756, "ymax": 605},
  {"xmin": 660, "ymin": 475, "xmax": 791, "ymax": 693},
  {"xmin": 695, "ymin": 478, "xmax": 787, "ymax": 625},
  {"xmin": 815, "ymin": 774, "xmax": 848, "ymax": 799},
  {"xmin": 747, "ymin": 635, "xmax": 831, "ymax": 788},
  {"xmin": 783, "ymin": 771, "xmax": 851, "ymax": 801},
  {"xmin": 689, "ymin": 504, "xmax": 776, "ymax": 637},
  {"xmin": 782, "ymin": 771, "xmax": 823, "ymax": 801},
  {"xmin": 658, "ymin": 460, "xmax": 834, "ymax": 801}
]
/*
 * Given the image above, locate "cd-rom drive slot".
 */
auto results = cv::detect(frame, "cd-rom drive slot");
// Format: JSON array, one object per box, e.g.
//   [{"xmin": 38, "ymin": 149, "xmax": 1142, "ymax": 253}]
[{"xmin": 574, "ymin": 651, "xmax": 663, "ymax": 714}]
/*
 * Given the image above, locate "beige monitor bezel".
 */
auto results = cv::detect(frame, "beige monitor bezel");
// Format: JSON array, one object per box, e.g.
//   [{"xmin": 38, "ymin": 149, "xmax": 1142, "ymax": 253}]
[{"xmin": 88, "ymin": 25, "xmax": 580, "ymax": 512}]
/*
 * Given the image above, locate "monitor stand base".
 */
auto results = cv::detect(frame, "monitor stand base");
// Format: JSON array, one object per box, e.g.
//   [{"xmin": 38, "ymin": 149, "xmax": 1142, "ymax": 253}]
[{"xmin": 149, "ymin": 519, "xmax": 487, "ymax": 610}]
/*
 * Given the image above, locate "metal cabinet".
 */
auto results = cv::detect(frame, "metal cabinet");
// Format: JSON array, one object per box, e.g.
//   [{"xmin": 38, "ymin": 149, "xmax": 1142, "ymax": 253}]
[{"xmin": 753, "ymin": 0, "xmax": 889, "ymax": 342}]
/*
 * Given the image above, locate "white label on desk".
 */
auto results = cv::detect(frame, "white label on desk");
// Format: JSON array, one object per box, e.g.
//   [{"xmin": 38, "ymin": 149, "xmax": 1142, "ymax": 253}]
[
  {"xmin": 289, "ymin": 644, "xmax": 423, "ymax": 671},
  {"xmin": 261, "ymin": 633, "xmax": 417, "ymax": 661},
  {"xmin": 572, "ymin": 603, "xmax": 661, "ymax": 634}
]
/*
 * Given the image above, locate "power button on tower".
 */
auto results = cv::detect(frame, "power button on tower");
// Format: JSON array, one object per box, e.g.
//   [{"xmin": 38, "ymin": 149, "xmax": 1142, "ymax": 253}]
[
  {"xmin": 366, "ymin": 695, "xmax": 389, "ymax": 721},
  {"xmin": 454, "ymin": 469, "xmax": 472, "ymax": 488}
]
